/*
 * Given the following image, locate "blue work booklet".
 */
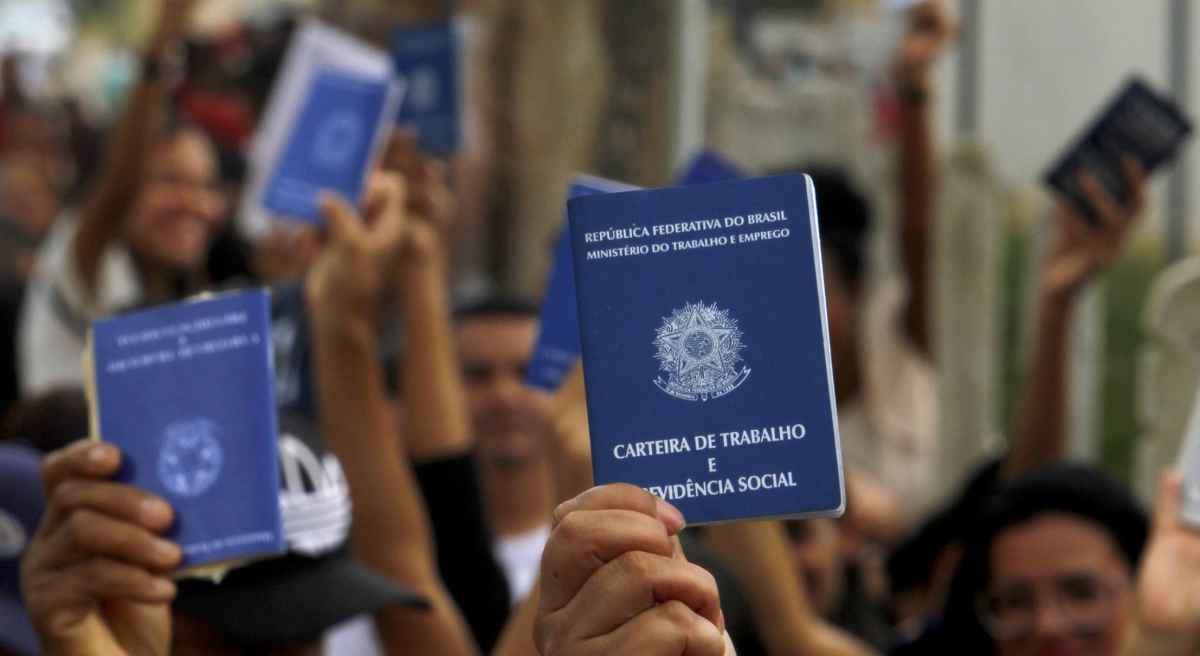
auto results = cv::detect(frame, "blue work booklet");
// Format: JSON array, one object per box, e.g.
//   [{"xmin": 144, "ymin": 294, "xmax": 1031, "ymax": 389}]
[
  {"xmin": 568, "ymin": 174, "xmax": 844, "ymax": 524},
  {"xmin": 675, "ymin": 149, "xmax": 746, "ymax": 186},
  {"xmin": 86, "ymin": 290, "xmax": 284, "ymax": 574},
  {"xmin": 527, "ymin": 175, "xmax": 639, "ymax": 391},
  {"xmin": 392, "ymin": 20, "xmax": 460, "ymax": 154}
]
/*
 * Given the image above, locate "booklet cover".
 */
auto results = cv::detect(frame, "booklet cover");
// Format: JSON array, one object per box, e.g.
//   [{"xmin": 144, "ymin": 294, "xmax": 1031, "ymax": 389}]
[
  {"xmin": 675, "ymin": 149, "xmax": 746, "ymax": 186},
  {"xmin": 527, "ymin": 175, "xmax": 639, "ymax": 391},
  {"xmin": 263, "ymin": 70, "xmax": 396, "ymax": 223},
  {"xmin": 568, "ymin": 173, "xmax": 844, "ymax": 524},
  {"xmin": 85, "ymin": 290, "xmax": 284, "ymax": 574},
  {"xmin": 1045, "ymin": 77, "xmax": 1192, "ymax": 224},
  {"xmin": 392, "ymin": 20, "xmax": 460, "ymax": 155},
  {"xmin": 241, "ymin": 20, "xmax": 404, "ymax": 232}
]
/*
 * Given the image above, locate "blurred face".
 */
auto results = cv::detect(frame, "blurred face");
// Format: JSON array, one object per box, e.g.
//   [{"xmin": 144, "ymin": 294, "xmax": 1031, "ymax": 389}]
[
  {"xmin": 821, "ymin": 251, "xmax": 858, "ymax": 399},
  {"xmin": 456, "ymin": 315, "xmax": 547, "ymax": 467},
  {"xmin": 787, "ymin": 518, "xmax": 845, "ymax": 616},
  {"xmin": 123, "ymin": 129, "xmax": 226, "ymax": 272},
  {"xmin": 985, "ymin": 513, "xmax": 1134, "ymax": 656}
]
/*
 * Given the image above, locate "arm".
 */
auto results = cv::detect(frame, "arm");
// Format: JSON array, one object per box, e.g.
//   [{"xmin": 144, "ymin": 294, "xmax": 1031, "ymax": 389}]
[
  {"xmin": 1004, "ymin": 158, "xmax": 1146, "ymax": 478},
  {"xmin": 391, "ymin": 135, "xmax": 472, "ymax": 460},
  {"xmin": 72, "ymin": 0, "xmax": 193, "ymax": 297},
  {"xmin": 307, "ymin": 177, "xmax": 478, "ymax": 656},
  {"xmin": 704, "ymin": 521, "xmax": 876, "ymax": 656},
  {"xmin": 894, "ymin": 0, "xmax": 954, "ymax": 358},
  {"xmin": 1121, "ymin": 471, "xmax": 1200, "ymax": 656}
]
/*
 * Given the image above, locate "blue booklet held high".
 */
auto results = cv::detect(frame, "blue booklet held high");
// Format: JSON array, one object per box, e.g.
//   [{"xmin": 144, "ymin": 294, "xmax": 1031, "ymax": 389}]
[
  {"xmin": 568, "ymin": 174, "xmax": 844, "ymax": 524},
  {"xmin": 85, "ymin": 290, "xmax": 285, "ymax": 575},
  {"xmin": 392, "ymin": 20, "xmax": 461, "ymax": 155},
  {"xmin": 527, "ymin": 175, "xmax": 639, "ymax": 391},
  {"xmin": 263, "ymin": 71, "xmax": 398, "ymax": 223},
  {"xmin": 1044, "ymin": 77, "xmax": 1192, "ymax": 224}
]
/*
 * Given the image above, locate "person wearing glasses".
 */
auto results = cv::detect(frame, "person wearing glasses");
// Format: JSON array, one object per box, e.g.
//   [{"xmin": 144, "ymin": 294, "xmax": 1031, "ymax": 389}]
[
  {"xmin": 17, "ymin": 0, "xmax": 227, "ymax": 395},
  {"xmin": 892, "ymin": 462, "xmax": 1148, "ymax": 656}
]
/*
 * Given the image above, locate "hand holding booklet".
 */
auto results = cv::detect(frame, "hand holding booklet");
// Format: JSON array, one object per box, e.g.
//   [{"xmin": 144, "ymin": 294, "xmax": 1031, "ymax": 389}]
[
  {"xmin": 84, "ymin": 290, "xmax": 284, "ymax": 578},
  {"xmin": 242, "ymin": 20, "xmax": 404, "ymax": 230},
  {"xmin": 567, "ymin": 174, "xmax": 845, "ymax": 524}
]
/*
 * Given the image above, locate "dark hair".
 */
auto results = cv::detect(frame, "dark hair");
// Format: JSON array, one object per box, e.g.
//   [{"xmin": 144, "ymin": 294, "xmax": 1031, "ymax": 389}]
[
  {"xmin": 768, "ymin": 164, "xmax": 872, "ymax": 290},
  {"xmin": 927, "ymin": 463, "xmax": 1148, "ymax": 652},
  {"xmin": 452, "ymin": 296, "xmax": 539, "ymax": 324},
  {"xmin": 1, "ymin": 386, "xmax": 90, "ymax": 454}
]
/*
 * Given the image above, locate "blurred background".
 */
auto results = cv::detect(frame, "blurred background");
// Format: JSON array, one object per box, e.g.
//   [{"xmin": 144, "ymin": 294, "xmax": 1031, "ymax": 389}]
[{"xmin": 0, "ymin": 0, "xmax": 1194, "ymax": 503}]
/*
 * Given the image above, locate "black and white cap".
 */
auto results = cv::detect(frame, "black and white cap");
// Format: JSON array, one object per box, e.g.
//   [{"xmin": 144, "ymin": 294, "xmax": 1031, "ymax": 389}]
[{"xmin": 174, "ymin": 412, "xmax": 428, "ymax": 645}]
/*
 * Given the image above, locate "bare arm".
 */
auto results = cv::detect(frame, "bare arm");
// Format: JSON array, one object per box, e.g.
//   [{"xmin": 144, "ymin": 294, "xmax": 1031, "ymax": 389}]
[
  {"xmin": 1004, "ymin": 159, "xmax": 1146, "ymax": 478},
  {"xmin": 894, "ymin": 0, "xmax": 954, "ymax": 358},
  {"xmin": 72, "ymin": 0, "xmax": 192, "ymax": 296},
  {"xmin": 704, "ymin": 520, "xmax": 876, "ymax": 656},
  {"xmin": 308, "ymin": 178, "xmax": 478, "ymax": 656}
]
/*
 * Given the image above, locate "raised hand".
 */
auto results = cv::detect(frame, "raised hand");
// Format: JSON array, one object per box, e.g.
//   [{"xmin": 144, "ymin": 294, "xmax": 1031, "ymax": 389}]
[
  {"xmin": 1123, "ymin": 472, "xmax": 1200, "ymax": 656},
  {"xmin": 893, "ymin": 0, "xmax": 956, "ymax": 87},
  {"xmin": 1044, "ymin": 157, "xmax": 1147, "ymax": 299},
  {"xmin": 535, "ymin": 484, "xmax": 732, "ymax": 656},
  {"xmin": 305, "ymin": 172, "xmax": 409, "ymax": 323},
  {"xmin": 20, "ymin": 440, "xmax": 181, "ymax": 656}
]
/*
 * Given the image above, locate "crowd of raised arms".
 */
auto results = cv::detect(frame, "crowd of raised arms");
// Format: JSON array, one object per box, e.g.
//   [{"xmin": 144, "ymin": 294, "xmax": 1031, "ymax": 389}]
[{"xmin": 2, "ymin": 1, "xmax": 1200, "ymax": 655}]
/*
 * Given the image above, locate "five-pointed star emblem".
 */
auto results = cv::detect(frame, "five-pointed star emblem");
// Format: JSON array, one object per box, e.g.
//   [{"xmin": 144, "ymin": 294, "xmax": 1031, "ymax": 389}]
[{"xmin": 660, "ymin": 308, "xmax": 732, "ymax": 377}]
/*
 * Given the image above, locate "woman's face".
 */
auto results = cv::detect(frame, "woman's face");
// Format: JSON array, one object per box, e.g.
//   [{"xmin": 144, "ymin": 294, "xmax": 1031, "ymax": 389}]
[
  {"xmin": 123, "ymin": 129, "xmax": 226, "ymax": 273},
  {"xmin": 986, "ymin": 513, "xmax": 1134, "ymax": 656}
]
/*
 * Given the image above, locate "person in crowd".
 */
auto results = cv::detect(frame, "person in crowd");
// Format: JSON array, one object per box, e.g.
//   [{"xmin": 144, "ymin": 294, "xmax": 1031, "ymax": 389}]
[
  {"xmin": 19, "ymin": 172, "xmax": 485, "ymax": 655},
  {"xmin": 454, "ymin": 296, "xmax": 556, "ymax": 605},
  {"xmin": 894, "ymin": 463, "xmax": 1148, "ymax": 656},
  {"xmin": 18, "ymin": 0, "xmax": 227, "ymax": 395}
]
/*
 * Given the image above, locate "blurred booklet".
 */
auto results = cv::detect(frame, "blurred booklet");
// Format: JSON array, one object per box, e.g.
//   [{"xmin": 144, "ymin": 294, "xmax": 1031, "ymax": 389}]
[
  {"xmin": 84, "ymin": 290, "xmax": 284, "ymax": 578},
  {"xmin": 568, "ymin": 174, "xmax": 845, "ymax": 524},
  {"xmin": 527, "ymin": 175, "xmax": 639, "ymax": 391},
  {"xmin": 1044, "ymin": 77, "xmax": 1192, "ymax": 224},
  {"xmin": 675, "ymin": 149, "xmax": 746, "ymax": 186},
  {"xmin": 243, "ymin": 20, "xmax": 404, "ymax": 228},
  {"xmin": 392, "ymin": 20, "xmax": 461, "ymax": 155}
]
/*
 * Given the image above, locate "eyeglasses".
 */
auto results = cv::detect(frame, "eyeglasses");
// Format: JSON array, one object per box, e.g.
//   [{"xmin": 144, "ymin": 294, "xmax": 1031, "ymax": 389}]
[{"xmin": 977, "ymin": 573, "xmax": 1128, "ymax": 640}]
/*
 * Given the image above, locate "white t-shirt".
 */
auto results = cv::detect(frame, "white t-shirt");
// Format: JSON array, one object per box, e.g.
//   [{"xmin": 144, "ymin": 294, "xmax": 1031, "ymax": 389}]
[
  {"xmin": 494, "ymin": 524, "xmax": 551, "ymax": 605},
  {"xmin": 18, "ymin": 217, "xmax": 142, "ymax": 395}
]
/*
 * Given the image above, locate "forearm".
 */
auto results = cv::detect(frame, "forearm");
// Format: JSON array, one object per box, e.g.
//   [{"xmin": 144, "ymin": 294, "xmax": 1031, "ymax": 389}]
[
  {"xmin": 491, "ymin": 587, "xmax": 539, "ymax": 656},
  {"xmin": 704, "ymin": 521, "xmax": 875, "ymax": 656},
  {"xmin": 897, "ymin": 87, "xmax": 937, "ymax": 357},
  {"xmin": 1005, "ymin": 287, "xmax": 1076, "ymax": 478},
  {"xmin": 73, "ymin": 68, "xmax": 169, "ymax": 293},
  {"xmin": 400, "ymin": 254, "xmax": 473, "ymax": 460},
  {"xmin": 312, "ymin": 314, "xmax": 478, "ymax": 656}
]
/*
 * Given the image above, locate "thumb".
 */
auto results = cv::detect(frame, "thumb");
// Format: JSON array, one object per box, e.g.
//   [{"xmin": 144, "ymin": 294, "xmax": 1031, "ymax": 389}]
[{"xmin": 319, "ymin": 192, "xmax": 363, "ymax": 246}]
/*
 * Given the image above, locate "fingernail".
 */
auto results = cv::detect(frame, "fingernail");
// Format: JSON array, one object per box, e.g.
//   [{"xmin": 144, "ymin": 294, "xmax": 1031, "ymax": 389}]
[
  {"xmin": 154, "ymin": 540, "xmax": 182, "ymax": 566},
  {"xmin": 88, "ymin": 444, "xmax": 114, "ymax": 463},
  {"xmin": 718, "ymin": 609, "xmax": 726, "ymax": 634},
  {"xmin": 141, "ymin": 498, "xmax": 172, "ymax": 526},
  {"xmin": 655, "ymin": 497, "xmax": 686, "ymax": 534}
]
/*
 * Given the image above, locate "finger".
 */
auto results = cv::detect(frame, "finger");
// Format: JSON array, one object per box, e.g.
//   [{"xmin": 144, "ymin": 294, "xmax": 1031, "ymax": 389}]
[
  {"xmin": 44, "ymin": 507, "xmax": 182, "ymax": 571},
  {"xmin": 66, "ymin": 557, "xmax": 178, "ymax": 604},
  {"xmin": 41, "ymin": 441, "xmax": 121, "ymax": 497},
  {"xmin": 1121, "ymin": 155, "xmax": 1147, "ymax": 214},
  {"xmin": 1077, "ymin": 172, "xmax": 1124, "ymax": 229},
  {"xmin": 553, "ymin": 483, "xmax": 685, "ymax": 534},
  {"xmin": 540, "ymin": 508, "xmax": 677, "ymax": 612},
  {"xmin": 1155, "ymin": 469, "xmax": 1184, "ymax": 532},
  {"xmin": 319, "ymin": 192, "xmax": 364, "ymax": 246},
  {"xmin": 383, "ymin": 129, "xmax": 421, "ymax": 176},
  {"xmin": 362, "ymin": 173, "xmax": 408, "ymax": 251},
  {"xmin": 558, "ymin": 551, "xmax": 723, "ymax": 640},
  {"xmin": 45, "ymin": 479, "xmax": 174, "ymax": 534},
  {"xmin": 583, "ymin": 600, "xmax": 726, "ymax": 656}
]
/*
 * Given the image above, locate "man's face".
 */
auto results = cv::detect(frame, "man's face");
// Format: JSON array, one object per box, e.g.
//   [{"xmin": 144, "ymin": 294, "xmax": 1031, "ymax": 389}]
[
  {"xmin": 456, "ymin": 315, "xmax": 547, "ymax": 467},
  {"xmin": 986, "ymin": 513, "xmax": 1134, "ymax": 656}
]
